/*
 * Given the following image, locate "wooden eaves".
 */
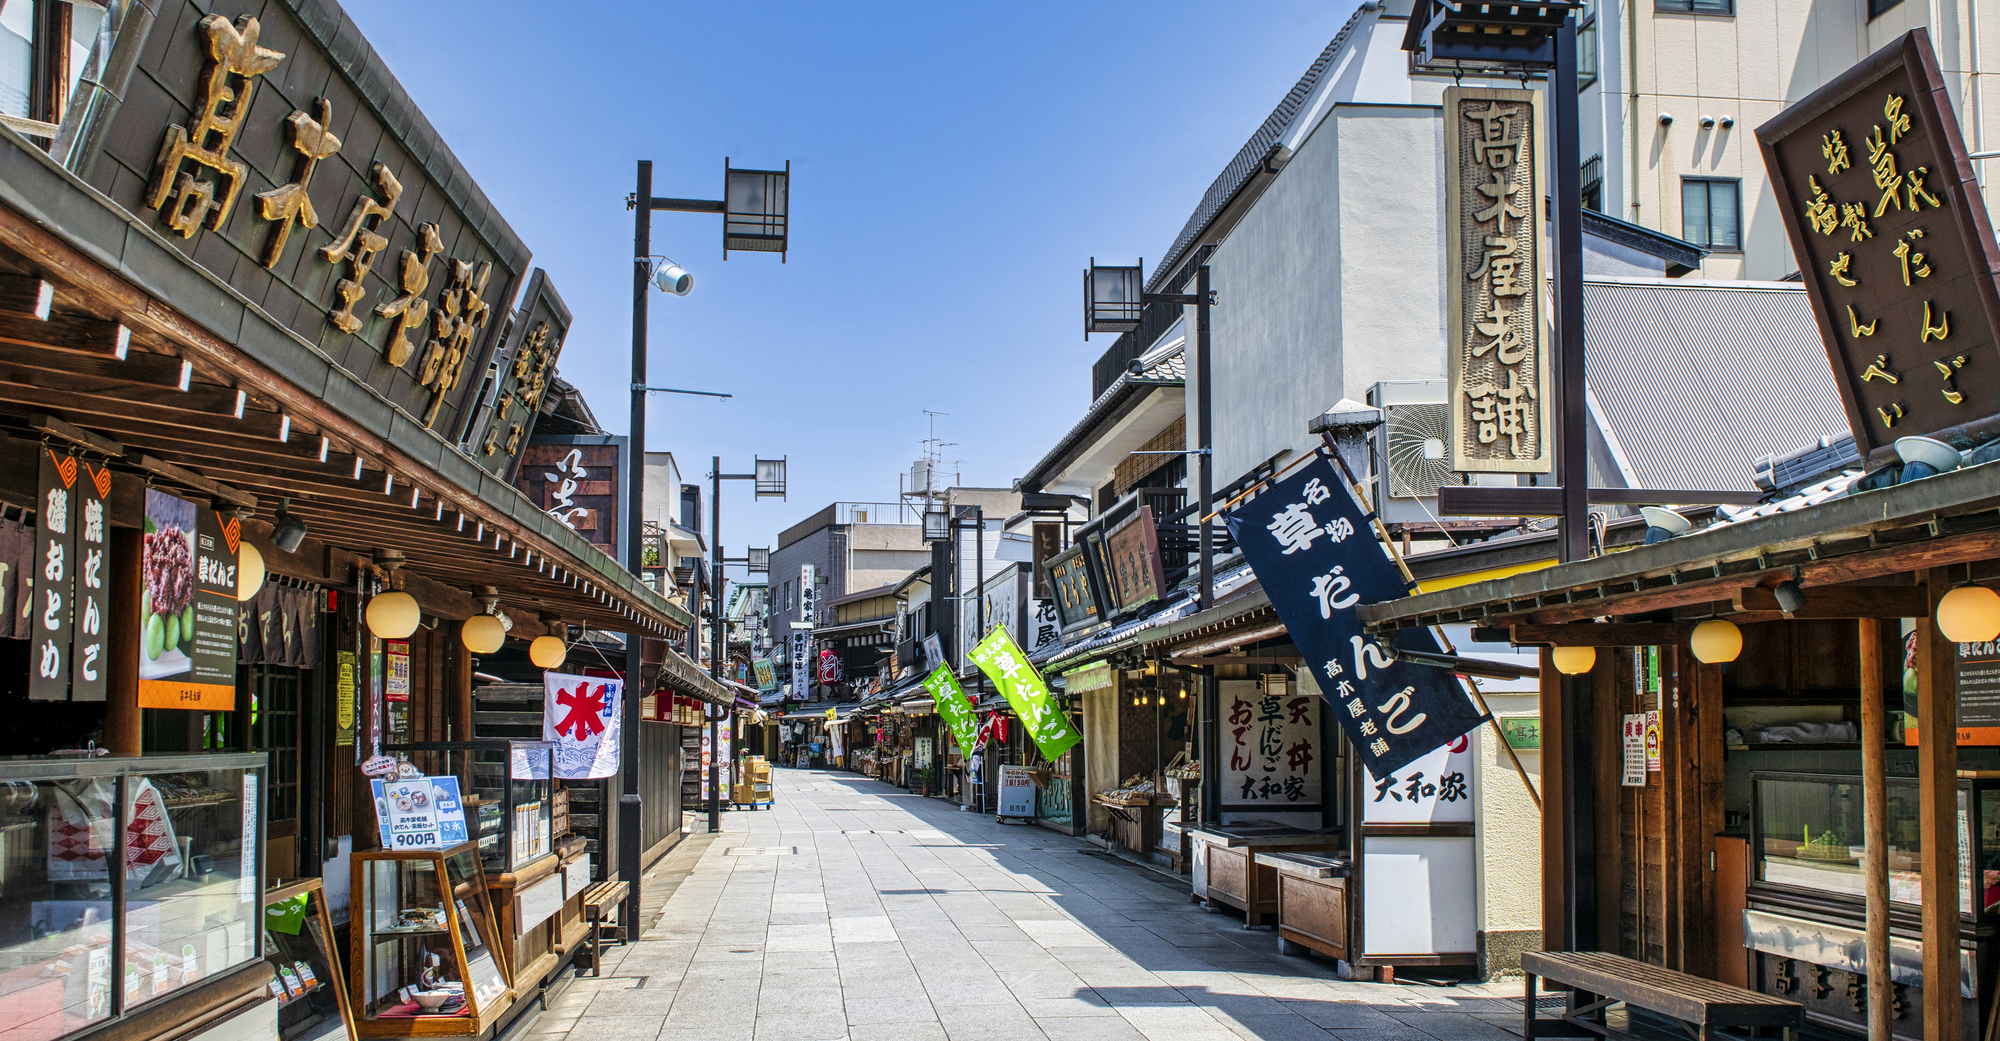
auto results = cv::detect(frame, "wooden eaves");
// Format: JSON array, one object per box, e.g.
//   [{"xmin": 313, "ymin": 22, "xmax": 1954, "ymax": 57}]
[{"xmin": 1356, "ymin": 458, "xmax": 2000, "ymax": 633}]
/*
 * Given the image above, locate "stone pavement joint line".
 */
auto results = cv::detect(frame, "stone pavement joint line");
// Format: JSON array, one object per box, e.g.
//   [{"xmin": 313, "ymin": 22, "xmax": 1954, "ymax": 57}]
[{"xmin": 533, "ymin": 768, "xmax": 1521, "ymax": 1041}]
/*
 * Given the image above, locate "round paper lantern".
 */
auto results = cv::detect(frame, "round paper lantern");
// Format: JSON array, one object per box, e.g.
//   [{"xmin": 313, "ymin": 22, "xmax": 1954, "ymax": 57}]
[
  {"xmin": 1690, "ymin": 618, "xmax": 1743, "ymax": 664},
  {"xmin": 461, "ymin": 613, "xmax": 505, "ymax": 654},
  {"xmin": 1551, "ymin": 645, "xmax": 1597, "ymax": 675},
  {"xmin": 365, "ymin": 590, "xmax": 421, "ymax": 640},
  {"xmin": 1937, "ymin": 584, "xmax": 2000, "ymax": 643},
  {"xmin": 529, "ymin": 635, "xmax": 567, "ymax": 669},
  {"xmin": 236, "ymin": 542, "xmax": 265, "ymax": 601}
]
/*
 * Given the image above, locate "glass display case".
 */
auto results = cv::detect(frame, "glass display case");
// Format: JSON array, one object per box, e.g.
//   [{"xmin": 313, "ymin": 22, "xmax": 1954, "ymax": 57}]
[
  {"xmin": 348, "ymin": 843, "xmax": 510, "ymax": 1037},
  {"xmin": 1751, "ymin": 770, "xmax": 2000, "ymax": 917},
  {"xmin": 263, "ymin": 878, "xmax": 356, "ymax": 1041},
  {"xmin": 0, "ymin": 752, "xmax": 266, "ymax": 1041},
  {"xmin": 383, "ymin": 743, "xmax": 553, "ymax": 875}
]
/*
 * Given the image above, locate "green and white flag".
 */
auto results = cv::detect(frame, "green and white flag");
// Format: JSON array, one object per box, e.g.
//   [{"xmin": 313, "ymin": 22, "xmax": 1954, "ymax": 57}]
[
  {"xmin": 924, "ymin": 665, "xmax": 978, "ymax": 751},
  {"xmin": 969, "ymin": 626, "xmax": 1081, "ymax": 760}
]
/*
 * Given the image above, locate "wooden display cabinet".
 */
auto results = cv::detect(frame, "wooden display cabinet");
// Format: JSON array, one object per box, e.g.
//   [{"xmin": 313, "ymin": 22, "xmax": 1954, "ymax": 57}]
[
  {"xmin": 348, "ymin": 842, "xmax": 513, "ymax": 1037},
  {"xmin": 264, "ymin": 877, "xmax": 359, "ymax": 1041}
]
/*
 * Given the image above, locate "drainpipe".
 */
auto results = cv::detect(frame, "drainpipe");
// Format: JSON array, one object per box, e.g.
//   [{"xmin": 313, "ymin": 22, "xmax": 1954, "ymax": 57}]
[{"xmin": 52, "ymin": 0, "xmax": 156, "ymax": 179}]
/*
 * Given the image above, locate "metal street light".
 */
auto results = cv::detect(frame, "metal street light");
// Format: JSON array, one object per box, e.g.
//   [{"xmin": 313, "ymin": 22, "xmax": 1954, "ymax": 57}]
[
  {"xmin": 624, "ymin": 157, "xmax": 790, "ymax": 923},
  {"xmin": 1081, "ymin": 256, "xmax": 1215, "ymax": 610},
  {"xmin": 708, "ymin": 457, "xmax": 789, "ymax": 832}
]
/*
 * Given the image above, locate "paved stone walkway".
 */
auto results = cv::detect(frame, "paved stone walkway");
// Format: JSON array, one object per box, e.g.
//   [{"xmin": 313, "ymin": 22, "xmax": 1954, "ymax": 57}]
[{"xmin": 535, "ymin": 768, "xmax": 1524, "ymax": 1041}]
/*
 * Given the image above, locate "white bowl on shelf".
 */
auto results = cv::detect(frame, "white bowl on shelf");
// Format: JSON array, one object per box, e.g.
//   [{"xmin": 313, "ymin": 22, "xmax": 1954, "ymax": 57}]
[{"xmin": 413, "ymin": 991, "xmax": 454, "ymax": 1010}]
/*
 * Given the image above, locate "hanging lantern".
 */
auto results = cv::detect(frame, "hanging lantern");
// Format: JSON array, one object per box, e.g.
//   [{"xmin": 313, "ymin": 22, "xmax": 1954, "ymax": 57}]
[
  {"xmin": 1551, "ymin": 645, "xmax": 1596, "ymax": 675},
  {"xmin": 1690, "ymin": 619, "xmax": 1743, "ymax": 664},
  {"xmin": 236, "ymin": 542, "xmax": 266, "ymax": 601},
  {"xmin": 365, "ymin": 590, "xmax": 420, "ymax": 640},
  {"xmin": 461, "ymin": 613, "xmax": 505, "ymax": 654},
  {"xmin": 1937, "ymin": 584, "xmax": 2000, "ymax": 643},
  {"xmin": 529, "ymin": 634, "xmax": 567, "ymax": 669}
]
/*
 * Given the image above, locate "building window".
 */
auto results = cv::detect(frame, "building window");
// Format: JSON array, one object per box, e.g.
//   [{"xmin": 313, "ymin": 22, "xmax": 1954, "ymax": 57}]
[
  {"xmin": 1867, "ymin": 0, "xmax": 1903, "ymax": 17},
  {"xmin": 1656, "ymin": 0, "xmax": 1732, "ymax": 13},
  {"xmin": 1582, "ymin": 155, "xmax": 1604, "ymax": 213},
  {"xmin": 1577, "ymin": 0, "xmax": 1599, "ymax": 89},
  {"xmin": 1681, "ymin": 178, "xmax": 1742, "ymax": 251}
]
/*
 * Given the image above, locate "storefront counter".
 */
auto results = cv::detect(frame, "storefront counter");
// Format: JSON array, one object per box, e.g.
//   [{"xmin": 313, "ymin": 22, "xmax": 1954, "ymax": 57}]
[
  {"xmin": 1188, "ymin": 825, "xmax": 1341, "ymax": 926},
  {"xmin": 1256, "ymin": 852, "xmax": 1350, "ymax": 962}
]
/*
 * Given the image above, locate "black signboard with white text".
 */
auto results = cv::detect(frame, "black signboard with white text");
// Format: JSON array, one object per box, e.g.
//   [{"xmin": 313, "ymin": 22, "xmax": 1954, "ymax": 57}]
[
  {"xmin": 1224, "ymin": 453, "xmax": 1486, "ymax": 777},
  {"xmin": 29, "ymin": 447, "xmax": 76, "ymax": 701}
]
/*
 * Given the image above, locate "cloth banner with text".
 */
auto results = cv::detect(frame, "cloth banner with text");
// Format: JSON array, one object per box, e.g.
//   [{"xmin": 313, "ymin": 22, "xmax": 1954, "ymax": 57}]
[
  {"xmin": 542, "ymin": 671, "xmax": 623, "ymax": 779},
  {"xmin": 923, "ymin": 665, "xmax": 979, "ymax": 752},
  {"xmin": 968, "ymin": 626, "xmax": 1081, "ymax": 760},
  {"xmin": 1224, "ymin": 452, "xmax": 1486, "ymax": 777}
]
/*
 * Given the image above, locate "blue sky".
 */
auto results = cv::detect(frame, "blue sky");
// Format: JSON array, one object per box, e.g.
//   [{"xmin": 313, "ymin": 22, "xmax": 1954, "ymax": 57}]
[{"xmin": 344, "ymin": 1, "xmax": 1361, "ymax": 556}]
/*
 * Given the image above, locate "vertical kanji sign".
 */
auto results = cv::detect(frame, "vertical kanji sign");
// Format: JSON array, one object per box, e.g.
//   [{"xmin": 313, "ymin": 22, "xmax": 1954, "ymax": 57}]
[
  {"xmin": 924, "ymin": 665, "xmax": 979, "ymax": 752},
  {"xmin": 1756, "ymin": 29, "xmax": 2000, "ymax": 457},
  {"xmin": 1224, "ymin": 453, "xmax": 1487, "ymax": 777},
  {"xmin": 1445, "ymin": 85, "xmax": 1551, "ymax": 474},
  {"xmin": 1221, "ymin": 677, "xmax": 1321, "ymax": 809},
  {"xmin": 70, "ymin": 460, "xmax": 110, "ymax": 702},
  {"xmin": 30, "ymin": 447, "xmax": 77, "ymax": 701}
]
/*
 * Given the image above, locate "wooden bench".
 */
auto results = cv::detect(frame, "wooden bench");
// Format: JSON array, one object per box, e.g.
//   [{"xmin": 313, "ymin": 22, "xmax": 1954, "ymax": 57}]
[
  {"xmin": 1522, "ymin": 950, "xmax": 1803, "ymax": 1041},
  {"xmin": 579, "ymin": 879, "xmax": 630, "ymax": 977}
]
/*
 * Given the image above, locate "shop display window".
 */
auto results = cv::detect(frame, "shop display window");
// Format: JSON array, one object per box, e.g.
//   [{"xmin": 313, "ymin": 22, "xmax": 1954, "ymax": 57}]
[
  {"xmin": 263, "ymin": 878, "xmax": 356, "ymax": 1041},
  {"xmin": 1752, "ymin": 770, "xmax": 2000, "ymax": 916},
  {"xmin": 383, "ymin": 743, "xmax": 554, "ymax": 875},
  {"xmin": 0, "ymin": 753, "xmax": 265, "ymax": 1041},
  {"xmin": 351, "ymin": 843, "xmax": 508, "ymax": 1033}
]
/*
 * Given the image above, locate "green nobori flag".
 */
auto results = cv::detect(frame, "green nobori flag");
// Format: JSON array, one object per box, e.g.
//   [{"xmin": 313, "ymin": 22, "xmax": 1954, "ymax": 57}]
[
  {"xmin": 924, "ymin": 665, "xmax": 979, "ymax": 751},
  {"xmin": 969, "ymin": 626, "xmax": 1081, "ymax": 760}
]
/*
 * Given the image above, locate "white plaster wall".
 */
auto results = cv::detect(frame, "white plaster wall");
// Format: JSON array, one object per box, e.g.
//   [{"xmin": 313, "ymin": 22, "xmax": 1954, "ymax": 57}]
[
  {"xmin": 1208, "ymin": 105, "xmax": 1447, "ymax": 484},
  {"xmin": 1474, "ymin": 691, "xmax": 1544, "ymax": 936}
]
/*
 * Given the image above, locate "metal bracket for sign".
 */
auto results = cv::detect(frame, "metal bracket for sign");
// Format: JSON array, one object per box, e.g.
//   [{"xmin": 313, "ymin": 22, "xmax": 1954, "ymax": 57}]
[{"xmin": 632, "ymin": 383, "xmax": 733, "ymax": 400}]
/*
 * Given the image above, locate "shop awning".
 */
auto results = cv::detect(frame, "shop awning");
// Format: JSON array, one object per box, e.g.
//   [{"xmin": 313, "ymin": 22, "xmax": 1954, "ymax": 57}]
[
  {"xmin": 654, "ymin": 648, "xmax": 735, "ymax": 705},
  {"xmin": 1357, "ymin": 458, "xmax": 2000, "ymax": 632},
  {"xmin": 0, "ymin": 129, "xmax": 686, "ymax": 638}
]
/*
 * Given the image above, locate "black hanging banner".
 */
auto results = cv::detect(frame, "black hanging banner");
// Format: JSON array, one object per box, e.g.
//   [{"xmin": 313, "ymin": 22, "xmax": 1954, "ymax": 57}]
[
  {"xmin": 1224, "ymin": 452, "xmax": 1487, "ymax": 777},
  {"xmin": 70, "ymin": 459, "xmax": 110, "ymax": 702},
  {"xmin": 30, "ymin": 447, "xmax": 77, "ymax": 701}
]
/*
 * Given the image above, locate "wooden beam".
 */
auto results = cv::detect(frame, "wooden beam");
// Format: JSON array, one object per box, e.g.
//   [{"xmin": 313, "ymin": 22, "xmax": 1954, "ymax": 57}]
[
  {"xmin": 1540, "ymin": 647, "xmax": 1567, "ymax": 952},
  {"xmin": 0, "ymin": 310, "xmax": 126, "ymax": 354},
  {"xmin": 1167, "ymin": 655, "xmax": 1300, "ymax": 666},
  {"xmin": 28, "ymin": 412, "xmax": 120, "ymax": 457},
  {"xmin": 1858, "ymin": 616, "xmax": 1892, "ymax": 1041},
  {"xmin": 123, "ymin": 451, "xmax": 255, "ymax": 509},
  {"xmin": 0, "ymin": 273, "xmax": 53, "ymax": 320},
  {"xmin": 1510, "ymin": 622, "xmax": 1682, "ymax": 647},
  {"xmin": 1915, "ymin": 570, "xmax": 1961, "ymax": 1041},
  {"xmin": 1730, "ymin": 585, "xmax": 1928, "ymax": 617}
]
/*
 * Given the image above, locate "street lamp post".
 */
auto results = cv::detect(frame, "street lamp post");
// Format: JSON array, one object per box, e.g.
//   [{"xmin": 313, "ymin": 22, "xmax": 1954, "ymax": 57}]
[
  {"xmin": 623, "ymin": 157, "xmax": 788, "ymax": 927},
  {"xmin": 709, "ymin": 457, "xmax": 786, "ymax": 832},
  {"xmin": 1084, "ymin": 257, "xmax": 1216, "ymax": 610}
]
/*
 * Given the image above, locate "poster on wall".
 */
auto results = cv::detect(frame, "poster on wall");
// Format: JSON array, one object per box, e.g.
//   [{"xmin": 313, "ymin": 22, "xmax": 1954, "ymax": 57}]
[
  {"xmin": 385, "ymin": 640, "xmax": 410, "ymax": 702},
  {"xmin": 543, "ymin": 671, "xmax": 623, "ymax": 779},
  {"xmin": 137, "ymin": 488, "xmax": 238, "ymax": 710},
  {"xmin": 1622, "ymin": 714, "xmax": 1647, "ymax": 786},
  {"xmin": 29, "ymin": 447, "xmax": 76, "ymax": 701},
  {"xmin": 1221, "ymin": 677, "xmax": 1322, "ymax": 811}
]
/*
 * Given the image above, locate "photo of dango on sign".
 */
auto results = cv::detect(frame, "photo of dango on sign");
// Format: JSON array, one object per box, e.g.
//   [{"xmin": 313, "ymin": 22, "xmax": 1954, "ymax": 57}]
[{"xmin": 138, "ymin": 488, "xmax": 239, "ymax": 709}]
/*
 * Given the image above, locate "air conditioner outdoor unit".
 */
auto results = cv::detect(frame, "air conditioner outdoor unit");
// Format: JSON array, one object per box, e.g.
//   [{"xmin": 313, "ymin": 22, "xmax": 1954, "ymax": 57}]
[{"xmin": 1369, "ymin": 381, "xmax": 1463, "ymax": 527}]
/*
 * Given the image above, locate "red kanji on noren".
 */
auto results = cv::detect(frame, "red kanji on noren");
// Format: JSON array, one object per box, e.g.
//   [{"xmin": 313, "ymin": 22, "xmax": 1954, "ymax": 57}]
[{"xmin": 554, "ymin": 681, "xmax": 607, "ymax": 741}]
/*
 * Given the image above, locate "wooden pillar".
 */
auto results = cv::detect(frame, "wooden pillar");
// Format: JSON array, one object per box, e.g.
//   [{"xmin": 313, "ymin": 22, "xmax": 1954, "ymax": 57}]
[
  {"xmin": 1915, "ymin": 570, "xmax": 1961, "ymax": 1041},
  {"xmin": 103, "ymin": 526, "xmax": 140, "ymax": 755},
  {"xmin": 1859, "ymin": 616, "xmax": 1892, "ymax": 1041},
  {"xmin": 1540, "ymin": 647, "xmax": 1568, "ymax": 953},
  {"xmin": 450, "ymin": 623, "xmax": 472, "ymax": 743},
  {"xmin": 1593, "ymin": 651, "xmax": 1621, "ymax": 953},
  {"xmin": 1692, "ymin": 653, "xmax": 1727, "ymax": 981}
]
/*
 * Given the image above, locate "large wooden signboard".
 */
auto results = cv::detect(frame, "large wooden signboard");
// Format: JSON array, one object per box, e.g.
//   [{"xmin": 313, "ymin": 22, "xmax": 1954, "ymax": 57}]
[
  {"xmin": 1444, "ymin": 86, "xmax": 1551, "ymax": 474},
  {"xmin": 89, "ymin": 5, "xmax": 529, "ymax": 445},
  {"xmin": 511, "ymin": 435, "xmax": 623, "ymax": 565},
  {"xmin": 1756, "ymin": 29, "xmax": 2000, "ymax": 460}
]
